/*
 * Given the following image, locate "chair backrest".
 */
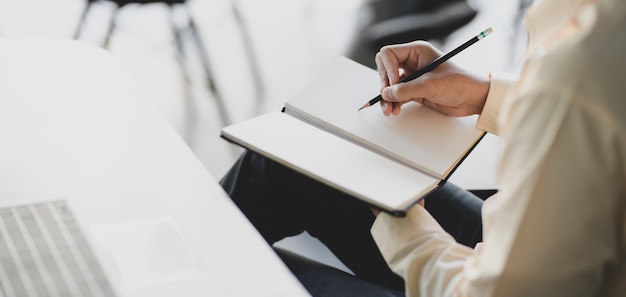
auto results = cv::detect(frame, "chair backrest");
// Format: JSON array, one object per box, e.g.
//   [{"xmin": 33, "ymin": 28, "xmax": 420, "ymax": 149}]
[{"xmin": 88, "ymin": 0, "xmax": 186, "ymax": 5}]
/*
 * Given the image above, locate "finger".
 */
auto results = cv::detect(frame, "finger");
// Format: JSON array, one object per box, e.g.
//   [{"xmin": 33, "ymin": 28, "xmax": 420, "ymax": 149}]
[
  {"xmin": 381, "ymin": 86, "xmax": 394, "ymax": 102},
  {"xmin": 377, "ymin": 46, "xmax": 405, "ymax": 85},
  {"xmin": 375, "ymin": 53, "xmax": 390, "ymax": 89},
  {"xmin": 394, "ymin": 73, "xmax": 439, "ymax": 103},
  {"xmin": 391, "ymin": 102, "xmax": 402, "ymax": 115},
  {"xmin": 380, "ymin": 100, "xmax": 393, "ymax": 116},
  {"xmin": 382, "ymin": 81, "xmax": 427, "ymax": 104}
]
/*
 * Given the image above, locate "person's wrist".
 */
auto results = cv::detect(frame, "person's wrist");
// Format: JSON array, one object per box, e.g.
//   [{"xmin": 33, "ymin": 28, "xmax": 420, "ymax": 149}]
[{"xmin": 470, "ymin": 74, "xmax": 491, "ymax": 115}]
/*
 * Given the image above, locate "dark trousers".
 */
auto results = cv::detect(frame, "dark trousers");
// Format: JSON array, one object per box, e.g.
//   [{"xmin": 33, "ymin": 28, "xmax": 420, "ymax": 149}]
[{"xmin": 220, "ymin": 151, "xmax": 484, "ymax": 296}]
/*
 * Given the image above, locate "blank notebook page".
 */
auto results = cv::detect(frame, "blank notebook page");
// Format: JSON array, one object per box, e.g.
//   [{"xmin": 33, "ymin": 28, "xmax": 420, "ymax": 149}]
[{"xmin": 285, "ymin": 57, "xmax": 484, "ymax": 178}]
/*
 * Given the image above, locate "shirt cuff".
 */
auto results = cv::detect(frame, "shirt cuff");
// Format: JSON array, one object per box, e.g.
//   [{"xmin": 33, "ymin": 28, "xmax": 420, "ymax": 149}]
[
  {"xmin": 476, "ymin": 72, "xmax": 518, "ymax": 135},
  {"xmin": 371, "ymin": 206, "xmax": 452, "ymax": 263}
]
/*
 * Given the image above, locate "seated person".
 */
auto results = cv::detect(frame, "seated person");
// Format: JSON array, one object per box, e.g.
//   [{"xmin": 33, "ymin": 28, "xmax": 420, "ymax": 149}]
[{"xmin": 220, "ymin": 0, "xmax": 626, "ymax": 296}]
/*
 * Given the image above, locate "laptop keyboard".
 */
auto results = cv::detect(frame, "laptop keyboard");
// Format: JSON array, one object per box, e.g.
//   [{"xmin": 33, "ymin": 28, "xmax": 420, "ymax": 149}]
[{"xmin": 0, "ymin": 200, "xmax": 115, "ymax": 297}]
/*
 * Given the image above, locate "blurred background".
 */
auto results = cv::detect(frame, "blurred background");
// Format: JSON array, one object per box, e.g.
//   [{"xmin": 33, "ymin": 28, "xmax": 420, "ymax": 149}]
[{"xmin": 0, "ymin": 0, "xmax": 531, "ymax": 274}]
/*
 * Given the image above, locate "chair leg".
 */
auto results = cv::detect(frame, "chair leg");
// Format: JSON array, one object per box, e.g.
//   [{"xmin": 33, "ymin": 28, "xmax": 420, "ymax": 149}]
[
  {"xmin": 186, "ymin": 12, "xmax": 232, "ymax": 127},
  {"xmin": 75, "ymin": 0, "xmax": 117, "ymax": 48},
  {"xmin": 74, "ymin": 0, "xmax": 91, "ymax": 40},
  {"xmin": 166, "ymin": 8, "xmax": 203, "ymax": 144},
  {"xmin": 103, "ymin": 6, "xmax": 119, "ymax": 49},
  {"xmin": 231, "ymin": 0, "xmax": 266, "ymax": 106},
  {"xmin": 168, "ymin": 9, "xmax": 192, "ymax": 85}
]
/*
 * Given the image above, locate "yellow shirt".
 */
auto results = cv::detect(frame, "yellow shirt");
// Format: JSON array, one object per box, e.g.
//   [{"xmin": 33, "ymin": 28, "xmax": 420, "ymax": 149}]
[{"xmin": 371, "ymin": 0, "xmax": 626, "ymax": 296}]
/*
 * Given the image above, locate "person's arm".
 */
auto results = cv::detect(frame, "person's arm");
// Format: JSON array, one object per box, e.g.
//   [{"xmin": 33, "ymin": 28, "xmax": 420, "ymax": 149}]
[
  {"xmin": 371, "ymin": 205, "xmax": 473, "ymax": 296},
  {"xmin": 371, "ymin": 87, "xmax": 623, "ymax": 296}
]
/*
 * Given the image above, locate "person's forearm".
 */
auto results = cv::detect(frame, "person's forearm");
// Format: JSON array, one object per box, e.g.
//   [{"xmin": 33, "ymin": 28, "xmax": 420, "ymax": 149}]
[{"xmin": 371, "ymin": 207, "xmax": 474, "ymax": 296}]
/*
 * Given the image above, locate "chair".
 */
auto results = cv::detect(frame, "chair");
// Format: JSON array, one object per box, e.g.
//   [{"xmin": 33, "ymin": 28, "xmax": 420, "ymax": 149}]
[
  {"xmin": 73, "ymin": 0, "xmax": 262, "ymax": 127},
  {"xmin": 346, "ymin": 0, "xmax": 478, "ymax": 69}
]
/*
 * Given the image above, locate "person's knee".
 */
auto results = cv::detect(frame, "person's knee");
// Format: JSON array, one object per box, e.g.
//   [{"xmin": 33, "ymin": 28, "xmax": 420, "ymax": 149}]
[{"xmin": 424, "ymin": 182, "xmax": 483, "ymax": 246}]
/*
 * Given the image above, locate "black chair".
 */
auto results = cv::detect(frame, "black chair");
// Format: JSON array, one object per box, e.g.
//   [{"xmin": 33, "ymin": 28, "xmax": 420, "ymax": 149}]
[
  {"xmin": 73, "ymin": 0, "xmax": 263, "ymax": 127},
  {"xmin": 347, "ymin": 0, "xmax": 478, "ymax": 69}
]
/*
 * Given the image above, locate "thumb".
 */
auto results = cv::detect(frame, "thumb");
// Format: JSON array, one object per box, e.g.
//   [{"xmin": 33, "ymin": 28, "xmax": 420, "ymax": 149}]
[
  {"xmin": 382, "ymin": 81, "xmax": 425, "ymax": 103},
  {"xmin": 381, "ymin": 85, "xmax": 400, "ymax": 102}
]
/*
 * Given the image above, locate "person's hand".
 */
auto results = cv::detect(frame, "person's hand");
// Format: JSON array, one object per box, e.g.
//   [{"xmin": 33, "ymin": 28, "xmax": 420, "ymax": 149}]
[{"xmin": 374, "ymin": 41, "xmax": 491, "ymax": 116}]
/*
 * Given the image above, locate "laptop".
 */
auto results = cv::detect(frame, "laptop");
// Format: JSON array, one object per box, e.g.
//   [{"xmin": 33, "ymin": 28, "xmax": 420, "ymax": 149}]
[
  {"xmin": 0, "ymin": 133, "xmax": 315, "ymax": 297},
  {"xmin": 0, "ymin": 199, "xmax": 116, "ymax": 297},
  {"xmin": 0, "ymin": 186, "xmax": 223, "ymax": 297},
  {"xmin": 0, "ymin": 173, "xmax": 309, "ymax": 297}
]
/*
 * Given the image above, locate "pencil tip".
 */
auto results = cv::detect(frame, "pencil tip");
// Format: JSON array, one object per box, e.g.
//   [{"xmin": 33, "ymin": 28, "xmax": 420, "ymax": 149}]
[{"xmin": 358, "ymin": 103, "xmax": 369, "ymax": 111}]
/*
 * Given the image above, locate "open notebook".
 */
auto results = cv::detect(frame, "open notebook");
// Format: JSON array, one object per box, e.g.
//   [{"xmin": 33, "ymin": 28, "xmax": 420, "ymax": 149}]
[{"xmin": 222, "ymin": 57, "xmax": 485, "ymax": 216}]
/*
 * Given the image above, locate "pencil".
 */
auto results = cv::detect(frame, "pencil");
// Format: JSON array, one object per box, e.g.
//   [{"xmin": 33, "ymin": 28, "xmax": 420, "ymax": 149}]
[{"xmin": 358, "ymin": 27, "xmax": 493, "ymax": 111}]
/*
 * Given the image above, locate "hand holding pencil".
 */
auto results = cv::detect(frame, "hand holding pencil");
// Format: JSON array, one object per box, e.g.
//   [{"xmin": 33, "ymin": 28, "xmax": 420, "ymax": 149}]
[{"xmin": 360, "ymin": 28, "xmax": 493, "ymax": 117}]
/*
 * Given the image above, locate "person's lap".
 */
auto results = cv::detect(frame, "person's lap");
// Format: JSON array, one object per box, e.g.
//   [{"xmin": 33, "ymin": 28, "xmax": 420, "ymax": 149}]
[{"xmin": 220, "ymin": 150, "xmax": 483, "ymax": 295}]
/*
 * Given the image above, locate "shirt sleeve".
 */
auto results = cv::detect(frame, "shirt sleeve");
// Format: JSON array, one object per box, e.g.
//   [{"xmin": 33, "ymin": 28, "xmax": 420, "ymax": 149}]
[
  {"xmin": 475, "ymin": 73, "xmax": 518, "ymax": 135},
  {"xmin": 371, "ymin": 88, "xmax": 624, "ymax": 297},
  {"xmin": 371, "ymin": 206, "xmax": 474, "ymax": 296}
]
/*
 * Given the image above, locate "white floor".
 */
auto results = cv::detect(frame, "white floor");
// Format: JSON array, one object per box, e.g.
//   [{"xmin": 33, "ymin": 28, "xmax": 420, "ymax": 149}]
[{"xmin": 0, "ymin": 0, "xmax": 527, "ymax": 274}]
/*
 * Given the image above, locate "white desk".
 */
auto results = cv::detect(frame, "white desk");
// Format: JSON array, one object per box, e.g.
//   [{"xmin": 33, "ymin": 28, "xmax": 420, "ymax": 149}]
[{"xmin": 0, "ymin": 37, "xmax": 309, "ymax": 297}]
